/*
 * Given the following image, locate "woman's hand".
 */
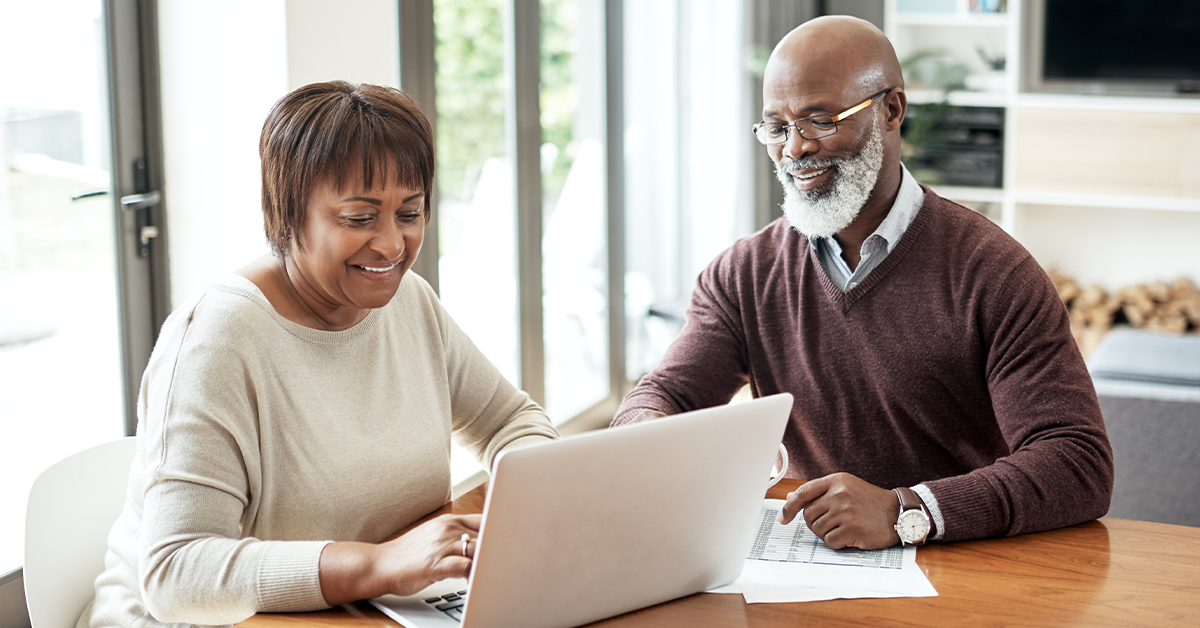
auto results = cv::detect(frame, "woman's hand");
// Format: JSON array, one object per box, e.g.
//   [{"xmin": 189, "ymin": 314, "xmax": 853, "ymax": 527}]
[
  {"xmin": 319, "ymin": 514, "xmax": 482, "ymax": 605},
  {"xmin": 372, "ymin": 514, "xmax": 482, "ymax": 596}
]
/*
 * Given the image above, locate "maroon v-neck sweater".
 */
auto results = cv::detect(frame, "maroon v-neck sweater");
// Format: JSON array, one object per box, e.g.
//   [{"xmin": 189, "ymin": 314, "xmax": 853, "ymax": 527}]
[{"xmin": 614, "ymin": 190, "xmax": 1113, "ymax": 542}]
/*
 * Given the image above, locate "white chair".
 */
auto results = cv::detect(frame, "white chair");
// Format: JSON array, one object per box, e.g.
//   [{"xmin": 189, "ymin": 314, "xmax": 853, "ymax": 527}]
[{"xmin": 24, "ymin": 437, "xmax": 137, "ymax": 628}]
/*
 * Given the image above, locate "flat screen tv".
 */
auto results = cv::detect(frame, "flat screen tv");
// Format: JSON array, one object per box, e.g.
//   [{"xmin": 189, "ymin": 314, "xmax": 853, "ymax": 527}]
[{"xmin": 1028, "ymin": 0, "xmax": 1200, "ymax": 95}]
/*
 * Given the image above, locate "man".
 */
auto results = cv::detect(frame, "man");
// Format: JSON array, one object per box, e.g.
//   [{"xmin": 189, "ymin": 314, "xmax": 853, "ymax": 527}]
[{"xmin": 611, "ymin": 16, "xmax": 1113, "ymax": 550}]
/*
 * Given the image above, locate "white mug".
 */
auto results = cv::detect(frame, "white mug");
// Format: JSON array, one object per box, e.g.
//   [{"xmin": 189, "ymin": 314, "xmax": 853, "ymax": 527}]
[{"xmin": 767, "ymin": 443, "xmax": 789, "ymax": 490}]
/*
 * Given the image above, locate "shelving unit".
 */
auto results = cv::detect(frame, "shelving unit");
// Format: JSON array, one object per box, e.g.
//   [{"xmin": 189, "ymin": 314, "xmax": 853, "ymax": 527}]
[
  {"xmin": 885, "ymin": 0, "xmax": 1200, "ymax": 291},
  {"xmin": 891, "ymin": 11, "xmax": 1009, "ymax": 27}
]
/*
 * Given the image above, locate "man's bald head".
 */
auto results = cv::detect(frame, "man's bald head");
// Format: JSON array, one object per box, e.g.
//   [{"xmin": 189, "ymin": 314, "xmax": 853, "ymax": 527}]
[{"xmin": 765, "ymin": 16, "xmax": 903, "ymax": 98}]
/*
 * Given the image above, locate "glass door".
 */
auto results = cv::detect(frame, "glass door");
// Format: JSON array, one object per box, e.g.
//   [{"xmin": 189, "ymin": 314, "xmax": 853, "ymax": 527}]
[
  {"xmin": 0, "ymin": 0, "xmax": 164, "ymax": 576},
  {"xmin": 540, "ymin": 0, "xmax": 610, "ymax": 421},
  {"xmin": 433, "ymin": 0, "xmax": 518, "ymax": 388}
]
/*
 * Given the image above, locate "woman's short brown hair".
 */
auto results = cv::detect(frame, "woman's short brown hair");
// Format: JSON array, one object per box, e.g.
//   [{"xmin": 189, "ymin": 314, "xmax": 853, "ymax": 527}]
[{"xmin": 259, "ymin": 81, "xmax": 435, "ymax": 256}]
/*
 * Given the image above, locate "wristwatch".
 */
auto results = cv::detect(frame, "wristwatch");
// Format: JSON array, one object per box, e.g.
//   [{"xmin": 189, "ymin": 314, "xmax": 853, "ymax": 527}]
[{"xmin": 893, "ymin": 487, "xmax": 932, "ymax": 546}]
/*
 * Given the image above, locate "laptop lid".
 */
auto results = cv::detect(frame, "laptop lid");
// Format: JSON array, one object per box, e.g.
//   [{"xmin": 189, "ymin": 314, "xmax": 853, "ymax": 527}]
[{"xmin": 460, "ymin": 393, "xmax": 792, "ymax": 628}]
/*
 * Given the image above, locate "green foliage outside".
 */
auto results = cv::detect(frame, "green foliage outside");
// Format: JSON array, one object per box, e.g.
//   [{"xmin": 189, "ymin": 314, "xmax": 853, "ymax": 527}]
[
  {"xmin": 538, "ymin": 0, "xmax": 577, "ymax": 198},
  {"xmin": 433, "ymin": 0, "xmax": 578, "ymax": 204}
]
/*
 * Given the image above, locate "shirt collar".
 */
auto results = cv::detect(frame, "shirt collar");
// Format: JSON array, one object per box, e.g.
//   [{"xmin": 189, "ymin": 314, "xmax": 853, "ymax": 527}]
[
  {"xmin": 812, "ymin": 162, "xmax": 926, "ymax": 257},
  {"xmin": 873, "ymin": 162, "xmax": 925, "ymax": 255}
]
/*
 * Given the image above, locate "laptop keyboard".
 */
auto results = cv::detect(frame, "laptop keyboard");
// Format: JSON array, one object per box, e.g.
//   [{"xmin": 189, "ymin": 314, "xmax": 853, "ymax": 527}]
[{"xmin": 423, "ymin": 589, "xmax": 469, "ymax": 622}]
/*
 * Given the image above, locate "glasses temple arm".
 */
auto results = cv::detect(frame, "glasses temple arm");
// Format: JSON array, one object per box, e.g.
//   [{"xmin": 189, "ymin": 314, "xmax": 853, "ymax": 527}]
[{"xmin": 831, "ymin": 100, "xmax": 871, "ymax": 123}]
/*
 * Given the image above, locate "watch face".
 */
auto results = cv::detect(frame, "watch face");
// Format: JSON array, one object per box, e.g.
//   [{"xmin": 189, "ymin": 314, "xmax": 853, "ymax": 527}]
[{"xmin": 898, "ymin": 510, "xmax": 930, "ymax": 542}]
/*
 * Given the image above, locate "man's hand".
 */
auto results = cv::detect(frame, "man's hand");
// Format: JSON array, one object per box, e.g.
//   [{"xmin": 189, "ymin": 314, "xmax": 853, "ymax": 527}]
[{"xmin": 777, "ymin": 472, "xmax": 900, "ymax": 550}]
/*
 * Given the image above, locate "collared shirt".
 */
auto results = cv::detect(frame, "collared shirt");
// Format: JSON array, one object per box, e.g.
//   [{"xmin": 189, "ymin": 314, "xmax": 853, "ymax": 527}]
[
  {"xmin": 809, "ymin": 163, "xmax": 947, "ymax": 541},
  {"xmin": 811, "ymin": 162, "xmax": 925, "ymax": 292}
]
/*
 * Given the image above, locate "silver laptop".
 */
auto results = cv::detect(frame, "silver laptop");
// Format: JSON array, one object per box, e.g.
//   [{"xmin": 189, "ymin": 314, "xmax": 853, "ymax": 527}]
[{"xmin": 370, "ymin": 393, "xmax": 793, "ymax": 628}]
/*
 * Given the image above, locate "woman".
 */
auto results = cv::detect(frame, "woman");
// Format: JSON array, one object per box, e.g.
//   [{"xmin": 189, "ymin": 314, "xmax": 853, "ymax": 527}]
[{"xmin": 79, "ymin": 82, "xmax": 558, "ymax": 628}]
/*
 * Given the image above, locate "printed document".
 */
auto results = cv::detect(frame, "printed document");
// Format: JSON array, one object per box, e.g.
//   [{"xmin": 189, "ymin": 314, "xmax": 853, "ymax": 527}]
[{"xmin": 709, "ymin": 499, "xmax": 939, "ymax": 603}]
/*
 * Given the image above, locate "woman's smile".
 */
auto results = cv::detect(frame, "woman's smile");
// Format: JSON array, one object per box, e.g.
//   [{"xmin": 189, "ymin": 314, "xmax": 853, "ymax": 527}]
[{"xmin": 351, "ymin": 257, "xmax": 404, "ymax": 281}]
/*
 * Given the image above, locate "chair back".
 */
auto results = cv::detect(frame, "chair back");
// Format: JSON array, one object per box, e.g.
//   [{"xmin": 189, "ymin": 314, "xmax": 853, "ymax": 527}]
[{"xmin": 24, "ymin": 437, "xmax": 137, "ymax": 628}]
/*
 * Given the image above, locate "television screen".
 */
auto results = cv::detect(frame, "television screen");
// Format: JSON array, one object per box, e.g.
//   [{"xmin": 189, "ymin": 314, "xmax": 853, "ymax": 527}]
[{"xmin": 1043, "ymin": 0, "xmax": 1200, "ymax": 83}]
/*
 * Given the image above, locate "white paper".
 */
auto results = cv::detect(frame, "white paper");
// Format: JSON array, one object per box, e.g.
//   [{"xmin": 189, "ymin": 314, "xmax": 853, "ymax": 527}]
[{"xmin": 708, "ymin": 500, "xmax": 938, "ymax": 603}]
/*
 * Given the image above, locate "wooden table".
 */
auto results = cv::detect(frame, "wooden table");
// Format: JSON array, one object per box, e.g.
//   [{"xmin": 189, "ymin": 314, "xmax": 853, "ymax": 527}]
[{"xmin": 240, "ymin": 479, "xmax": 1200, "ymax": 628}]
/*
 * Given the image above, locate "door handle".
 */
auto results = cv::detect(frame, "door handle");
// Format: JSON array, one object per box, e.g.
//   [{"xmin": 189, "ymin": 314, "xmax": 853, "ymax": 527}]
[
  {"xmin": 119, "ymin": 190, "xmax": 162, "ymax": 257},
  {"xmin": 119, "ymin": 190, "xmax": 161, "ymax": 211}
]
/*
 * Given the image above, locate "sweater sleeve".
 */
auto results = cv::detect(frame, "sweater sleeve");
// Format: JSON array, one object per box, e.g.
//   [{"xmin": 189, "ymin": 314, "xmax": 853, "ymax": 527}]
[
  {"xmin": 612, "ymin": 250, "xmax": 752, "ymax": 426},
  {"xmin": 136, "ymin": 302, "xmax": 330, "ymax": 624},
  {"xmin": 139, "ymin": 483, "xmax": 330, "ymax": 622},
  {"xmin": 431, "ymin": 289, "xmax": 558, "ymax": 470},
  {"xmin": 923, "ymin": 256, "xmax": 1114, "ymax": 541}
]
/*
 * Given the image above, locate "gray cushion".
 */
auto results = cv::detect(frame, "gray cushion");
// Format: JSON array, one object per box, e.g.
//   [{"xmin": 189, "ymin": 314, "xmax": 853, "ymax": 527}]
[
  {"xmin": 1087, "ymin": 328, "xmax": 1200, "ymax": 388},
  {"xmin": 1100, "ymin": 395, "xmax": 1200, "ymax": 527}
]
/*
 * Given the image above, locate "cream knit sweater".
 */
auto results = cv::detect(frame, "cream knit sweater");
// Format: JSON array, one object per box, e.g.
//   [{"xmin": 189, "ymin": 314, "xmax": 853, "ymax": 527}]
[{"xmin": 78, "ymin": 274, "xmax": 557, "ymax": 628}]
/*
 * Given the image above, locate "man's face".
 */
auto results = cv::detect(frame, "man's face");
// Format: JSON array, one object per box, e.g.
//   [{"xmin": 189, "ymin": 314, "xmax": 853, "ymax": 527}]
[
  {"xmin": 776, "ymin": 115, "xmax": 883, "ymax": 238},
  {"xmin": 762, "ymin": 67, "xmax": 886, "ymax": 238}
]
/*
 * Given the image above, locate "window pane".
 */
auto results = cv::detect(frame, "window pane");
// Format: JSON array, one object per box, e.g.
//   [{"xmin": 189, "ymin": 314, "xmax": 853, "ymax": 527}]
[
  {"xmin": 434, "ymin": 0, "xmax": 511, "ymax": 483},
  {"xmin": 0, "ymin": 0, "xmax": 124, "ymax": 572},
  {"xmin": 623, "ymin": 1, "xmax": 754, "ymax": 383},
  {"xmin": 541, "ymin": 0, "xmax": 609, "ymax": 420},
  {"xmin": 434, "ymin": 0, "xmax": 517, "ymax": 385}
]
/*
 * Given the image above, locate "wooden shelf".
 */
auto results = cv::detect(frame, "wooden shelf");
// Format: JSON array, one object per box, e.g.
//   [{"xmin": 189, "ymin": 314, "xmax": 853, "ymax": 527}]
[
  {"xmin": 893, "ymin": 12, "xmax": 1010, "ymax": 27},
  {"xmin": 888, "ymin": 0, "xmax": 1200, "ymax": 287},
  {"xmin": 1015, "ymin": 93, "xmax": 1200, "ymax": 114},
  {"xmin": 1012, "ymin": 190, "xmax": 1200, "ymax": 213},
  {"xmin": 906, "ymin": 89, "xmax": 1008, "ymax": 107},
  {"xmin": 929, "ymin": 185, "xmax": 1006, "ymax": 203}
]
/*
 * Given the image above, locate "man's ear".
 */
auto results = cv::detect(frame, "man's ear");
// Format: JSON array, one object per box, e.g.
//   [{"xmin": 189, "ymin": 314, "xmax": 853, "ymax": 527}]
[{"xmin": 885, "ymin": 88, "xmax": 907, "ymax": 132}]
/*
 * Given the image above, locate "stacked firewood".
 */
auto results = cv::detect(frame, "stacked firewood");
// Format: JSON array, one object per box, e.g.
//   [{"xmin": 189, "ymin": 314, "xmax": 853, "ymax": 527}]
[
  {"xmin": 1047, "ymin": 273, "xmax": 1200, "ymax": 355},
  {"xmin": 1114, "ymin": 279, "xmax": 1200, "ymax": 333}
]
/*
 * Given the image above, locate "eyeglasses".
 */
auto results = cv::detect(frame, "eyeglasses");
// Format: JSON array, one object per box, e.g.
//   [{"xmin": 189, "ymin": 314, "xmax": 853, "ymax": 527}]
[{"xmin": 752, "ymin": 88, "xmax": 894, "ymax": 145}]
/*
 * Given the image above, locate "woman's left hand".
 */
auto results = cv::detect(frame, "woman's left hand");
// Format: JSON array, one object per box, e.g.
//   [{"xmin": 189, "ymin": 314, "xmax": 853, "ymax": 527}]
[
  {"xmin": 370, "ymin": 514, "xmax": 482, "ymax": 596},
  {"xmin": 318, "ymin": 513, "xmax": 482, "ymax": 605}
]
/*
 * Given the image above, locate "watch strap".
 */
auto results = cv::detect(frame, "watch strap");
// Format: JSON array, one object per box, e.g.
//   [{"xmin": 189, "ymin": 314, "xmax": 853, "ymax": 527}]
[{"xmin": 895, "ymin": 486, "xmax": 926, "ymax": 514}]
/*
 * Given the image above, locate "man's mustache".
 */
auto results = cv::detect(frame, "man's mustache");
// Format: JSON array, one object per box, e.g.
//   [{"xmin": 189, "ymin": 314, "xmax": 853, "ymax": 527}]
[{"xmin": 776, "ymin": 156, "xmax": 841, "ymax": 176}]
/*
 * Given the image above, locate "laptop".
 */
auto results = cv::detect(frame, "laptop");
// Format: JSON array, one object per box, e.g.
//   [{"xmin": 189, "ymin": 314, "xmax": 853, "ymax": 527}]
[{"xmin": 370, "ymin": 393, "xmax": 793, "ymax": 628}]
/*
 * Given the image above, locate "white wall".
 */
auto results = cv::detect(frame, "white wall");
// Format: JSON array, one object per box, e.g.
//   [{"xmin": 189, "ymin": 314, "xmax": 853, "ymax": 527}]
[
  {"xmin": 285, "ymin": 0, "xmax": 400, "ymax": 91},
  {"xmin": 159, "ymin": 0, "xmax": 400, "ymax": 307},
  {"xmin": 158, "ymin": 1, "xmax": 288, "ymax": 306}
]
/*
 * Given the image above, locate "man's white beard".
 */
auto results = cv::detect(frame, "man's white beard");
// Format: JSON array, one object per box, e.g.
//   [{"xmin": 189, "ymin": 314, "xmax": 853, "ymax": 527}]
[{"xmin": 777, "ymin": 116, "xmax": 884, "ymax": 238}]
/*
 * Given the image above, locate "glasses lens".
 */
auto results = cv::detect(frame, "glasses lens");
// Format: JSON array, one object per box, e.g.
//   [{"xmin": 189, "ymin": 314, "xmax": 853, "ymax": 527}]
[
  {"xmin": 755, "ymin": 123, "xmax": 787, "ymax": 145},
  {"xmin": 800, "ymin": 115, "xmax": 836, "ymax": 139}
]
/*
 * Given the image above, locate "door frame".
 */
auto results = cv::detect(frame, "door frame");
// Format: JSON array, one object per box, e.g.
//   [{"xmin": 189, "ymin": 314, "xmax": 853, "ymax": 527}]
[{"xmin": 107, "ymin": 0, "xmax": 171, "ymax": 436}]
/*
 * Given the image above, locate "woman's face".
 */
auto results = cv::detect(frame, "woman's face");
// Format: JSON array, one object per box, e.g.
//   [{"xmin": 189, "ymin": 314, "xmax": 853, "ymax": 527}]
[{"xmin": 286, "ymin": 172, "xmax": 425, "ymax": 327}]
